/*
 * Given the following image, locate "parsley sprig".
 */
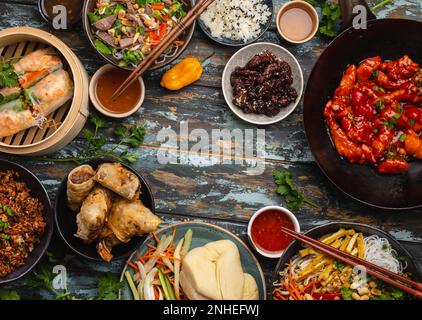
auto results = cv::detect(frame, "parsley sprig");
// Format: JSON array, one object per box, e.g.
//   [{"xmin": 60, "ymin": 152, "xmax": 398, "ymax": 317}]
[
  {"xmin": 23, "ymin": 252, "xmax": 123, "ymax": 300},
  {"xmin": 304, "ymin": 0, "xmax": 393, "ymax": 38},
  {"xmin": 35, "ymin": 114, "xmax": 146, "ymax": 164},
  {"xmin": 274, "ymin": 169, "xmax": 320, "ymax": 210},
  {"xmin": 304, "ymin": 0, "xmax": 341, "ymax": 38}
]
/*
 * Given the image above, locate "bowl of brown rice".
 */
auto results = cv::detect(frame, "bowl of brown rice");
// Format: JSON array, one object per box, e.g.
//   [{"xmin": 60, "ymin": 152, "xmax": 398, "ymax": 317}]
[{"xmin": 0, "ymin": 159, "xmax": 53, "ymax": 284}]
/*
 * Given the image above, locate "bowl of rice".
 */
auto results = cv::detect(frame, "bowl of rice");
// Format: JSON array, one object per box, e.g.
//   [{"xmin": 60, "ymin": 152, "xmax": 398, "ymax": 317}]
[{"xmin": 198, "ymin": 0, "xmax": 273, "ymax": 46}]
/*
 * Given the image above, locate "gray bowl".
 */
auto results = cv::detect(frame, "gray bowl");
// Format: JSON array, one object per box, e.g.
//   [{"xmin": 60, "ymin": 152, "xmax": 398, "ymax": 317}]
[
  {"xmin": 198, "ymin": 0, "xmax": 274, "ymax": 47},
  {"xmin": 222, "ymin": 42, "xmax": 304, "ymax": 125}
]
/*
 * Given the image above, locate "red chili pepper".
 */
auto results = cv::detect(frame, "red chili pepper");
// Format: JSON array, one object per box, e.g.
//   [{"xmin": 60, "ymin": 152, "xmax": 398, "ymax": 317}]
[
  {"xmin": 2, "ymin": 197, "xmax": 8, "ymax": 205},
  {"xmin": 312, "ymin": 292, "xmax": 342, "ymax": 300}
]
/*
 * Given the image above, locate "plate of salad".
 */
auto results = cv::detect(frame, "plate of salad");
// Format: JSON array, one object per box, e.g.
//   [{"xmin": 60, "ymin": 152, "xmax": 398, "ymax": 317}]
[
  {"xmin": 119, "ymin": 222, "xmax": 267, "ymax": 300},
  {"xmin": 83, "ymin": 0, "xmax": 195, "ymax": 70}
]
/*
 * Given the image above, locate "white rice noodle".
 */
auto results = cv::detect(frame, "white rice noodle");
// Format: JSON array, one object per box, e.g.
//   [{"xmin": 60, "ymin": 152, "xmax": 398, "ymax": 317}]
[
  {"xmin": 364, "ymin": 235, "xmax": 405, "ymax": 274},
  {"xmin": 200, "ymin": 0, "xmax": 272, "ymax": 42}
]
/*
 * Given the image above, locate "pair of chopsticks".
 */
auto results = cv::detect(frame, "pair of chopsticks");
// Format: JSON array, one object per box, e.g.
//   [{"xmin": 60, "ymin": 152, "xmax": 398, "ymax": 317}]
[
  {"xmin": 111, "ymin": 0, "xmax": 216, "ymax": 100},
  {"xmin": 281, "ymin": 226, "xmax": 422, "ymax": 299}
]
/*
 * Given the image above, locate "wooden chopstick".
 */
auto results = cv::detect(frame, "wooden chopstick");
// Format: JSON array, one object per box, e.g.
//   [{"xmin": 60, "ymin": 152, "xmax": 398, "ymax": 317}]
[
  {"xmin": 282, "ymin": 227, "xmax": 422, "ymax": 290},
  {"xmin": 111, "ymin": 0, "xmax": 216, "ymax": 100},
  {"xmin": 281, "ymin": 226, "xmax": 422, "ymax": 299}
]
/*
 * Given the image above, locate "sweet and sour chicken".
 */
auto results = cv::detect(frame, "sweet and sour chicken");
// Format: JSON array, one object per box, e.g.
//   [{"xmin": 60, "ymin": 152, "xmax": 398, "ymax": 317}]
[{"xmin": 324, "ymin": 55, "xmax": 422, "ymax": 174}]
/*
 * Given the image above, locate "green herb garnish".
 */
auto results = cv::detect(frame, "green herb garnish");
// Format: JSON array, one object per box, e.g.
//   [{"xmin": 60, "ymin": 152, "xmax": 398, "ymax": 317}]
[
  {"xmin": 0, "ymin": 60, "xmax": 19, "ymax": 88},
  {"xmin": 274, "ymin": 170, "xmax": 320, "ymax": 210},
  {"xmin": 409, "ymin": 118, "xmax": 415, "ymax": 127},
  {"xmin": 334, "ymin": 260, "xmax": 345, "ymax": 272},
  {"xmin": 0, "ymin": 203, "xmax": 14, "ymax": 217},
  {"xmin": 375, "ymin": 100, "xmax": 385, "ymax": 110},
  {"xmin": 341, "ymin": 287, "xmax": 353, "ymax": 300},
  {"xmin": 0, "ymin": 288, "xmax": 20, "ymax": 300},
  {"xmin": 399, "ymin": 134, "xmax": 407, "ymax": 143},
  {"xmin": 98, "ymin": 273, "xmax": 124, "ymax": 300},
  {"xmin": 32, "ymin": 114, "xmax": 145, "ymax": 164}
]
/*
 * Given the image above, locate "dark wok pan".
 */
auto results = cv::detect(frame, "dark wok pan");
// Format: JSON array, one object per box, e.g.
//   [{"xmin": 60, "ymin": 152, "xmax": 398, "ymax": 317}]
[{"xmin": 303, "ymin": 0, "xmax": 422, "ymax": 210}]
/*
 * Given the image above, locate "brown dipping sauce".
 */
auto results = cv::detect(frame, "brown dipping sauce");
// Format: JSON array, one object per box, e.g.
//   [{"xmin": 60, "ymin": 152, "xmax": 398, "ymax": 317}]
[
  {"xmin": 278, "ymin": 5, "xmax": 316, "ymax": 42},
  {"xmin": 96, "ymin": 68, "xmax": 142, "ymax": 115},
  {"xmin": 40, "ymin": 0, "xmax": 84, "ymax": 25}
]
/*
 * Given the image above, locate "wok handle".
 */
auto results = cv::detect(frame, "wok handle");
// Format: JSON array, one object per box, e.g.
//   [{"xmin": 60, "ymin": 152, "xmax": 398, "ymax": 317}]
[{"xmin": 339, "ymin": 0, "xmax": 377, "ymax": 31}]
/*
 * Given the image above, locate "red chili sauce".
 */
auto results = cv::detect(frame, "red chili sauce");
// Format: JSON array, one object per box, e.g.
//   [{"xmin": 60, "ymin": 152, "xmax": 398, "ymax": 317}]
[{"xmin": 251, "ymin": 210, "xmax": 295, "ymax": 252}]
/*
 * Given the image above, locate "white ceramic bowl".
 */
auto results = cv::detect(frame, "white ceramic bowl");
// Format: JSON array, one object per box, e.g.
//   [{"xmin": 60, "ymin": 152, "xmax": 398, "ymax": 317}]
[
  {"xmin": 247, "ymin": 206, "xmax": 300, "ymax": 258},
  {"xmin": 89, "ymin": 64, "xmax": 145, "ymax": 118},
  {"xmin": 222, "ymin": 42, "xmax": 304, "ymax": 125}
]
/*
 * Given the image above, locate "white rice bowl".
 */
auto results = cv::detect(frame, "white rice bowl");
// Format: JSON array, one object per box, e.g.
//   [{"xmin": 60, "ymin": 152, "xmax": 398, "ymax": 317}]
[{"xmin": 200, "ymin": 0, "xmax": 272, "ymax": 43}]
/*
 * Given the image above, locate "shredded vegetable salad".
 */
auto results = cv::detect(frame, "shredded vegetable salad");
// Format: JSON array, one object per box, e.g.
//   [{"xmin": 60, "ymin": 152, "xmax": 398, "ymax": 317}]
[
  {"xmin": 88, "ymin": 0, "xmax": 187, "ymax": 67},
  {"xmin": 125, "ymin": 228, "xmax": 193, "ymax": 300}
]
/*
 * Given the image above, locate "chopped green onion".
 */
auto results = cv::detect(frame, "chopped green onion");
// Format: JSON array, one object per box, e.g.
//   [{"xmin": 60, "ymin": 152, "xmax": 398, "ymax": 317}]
[
  {"xmin": 375, "ymin": 100, "xmax": 385, "ymax": 110},
  {"xmin": 409, "ymin": 118, "xmax": 415, "ymax": 127},
  {"xmin": 399, "ymin": 134, "xmax": 407, "ymax": 142}
]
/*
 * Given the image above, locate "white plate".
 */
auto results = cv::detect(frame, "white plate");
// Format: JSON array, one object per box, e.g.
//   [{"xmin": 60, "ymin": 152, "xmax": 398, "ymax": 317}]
[{"xmin": 222, "ymin": 42, "xmax": 304, "ymax": 125}]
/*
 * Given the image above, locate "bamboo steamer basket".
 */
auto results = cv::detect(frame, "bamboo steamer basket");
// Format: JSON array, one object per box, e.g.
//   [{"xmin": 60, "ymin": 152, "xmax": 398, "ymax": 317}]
[{"xmin": 0, "ymin": 27, "xmax": 89, "ymax": 156}]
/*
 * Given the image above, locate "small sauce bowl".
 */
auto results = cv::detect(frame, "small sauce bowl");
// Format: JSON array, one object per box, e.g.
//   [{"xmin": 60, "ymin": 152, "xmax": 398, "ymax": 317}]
[
  {"xmin": 276, "ymin": 0, "xmax": 319, "ymax": 44},
  {"xmin": 89, "ymin": 64, "xmax": 145, "ymax": 119},
  {"xmin": 38, "ymin": 0, "xmax": 84, "ymax": 28},
  {"xmin": 248, "ymin": 206, "xmax": 300, "ymax": 258}
]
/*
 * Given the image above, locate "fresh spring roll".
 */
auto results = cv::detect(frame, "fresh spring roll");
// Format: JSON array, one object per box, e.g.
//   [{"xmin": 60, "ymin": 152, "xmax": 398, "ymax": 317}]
[
  {"xmin": 0, "ymin": 99, "xmax": 44, "ymax": 138},
  {"xmin": 96, "ymin": 198, "xmax": 161, "ymax": 261},
  {"xmin": 0, "ymin": 87, "xmax": 21, "ymax": 105},
  {"xmin": 66, "ymin": 165, "xmax": 96, "ymax": 212},
  {"xmin": 13, "ymin": 48, "xmax": 63, "ymax": 88},
  {"xmin": 75, "ymin": 187, "xmax": 113, "ymax": 243},
  {"xmin": 25, "ymin": 69, "xmax": 74, "ymax": 117},
  {"xmin": 94, "ymin": 162, "xmax": 140, "ymax": 200}
]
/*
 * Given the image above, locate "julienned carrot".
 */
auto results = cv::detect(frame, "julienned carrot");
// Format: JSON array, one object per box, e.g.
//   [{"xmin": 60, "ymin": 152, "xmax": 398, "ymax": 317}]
[
  {"xmin": 302, "ymin": 280, "xmax": 317, "ymax": 293},
  {"xmin": 163, "ymin": 269, "xmax": 172, "ymax": 274},
  {"xmin": 138, "ymin": 256, "xmax": 146, "ymax": 264},
  {"xmin": 128, "ymin": 261, "xmax": 139, "ymax": 271},
  {"xmin": 288, "ymin": 259, "xmax": 303, "ymax": 300},
  {"xmin": 152, "ymin": 232, "xmax": 160, "ymax": 244},
  {"xmin": 147, "ymin": 243, "xmax": 157, "ymax": 250},
  {"xmin": 154, "ymin": 285, "xmax": 160, "ymax": 300}
]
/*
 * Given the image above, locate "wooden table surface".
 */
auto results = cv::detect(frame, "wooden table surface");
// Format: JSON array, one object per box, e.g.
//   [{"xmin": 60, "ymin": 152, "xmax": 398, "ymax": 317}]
[{"xmin": 0, "ymin": 0, "xmax": 421, "ymax": 299}]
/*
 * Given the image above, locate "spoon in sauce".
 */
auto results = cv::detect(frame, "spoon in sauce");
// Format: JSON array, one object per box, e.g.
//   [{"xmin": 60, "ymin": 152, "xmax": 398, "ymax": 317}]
[{"xmin": 276, "ymin": 0, "xmax": 319, "ymax": 44}]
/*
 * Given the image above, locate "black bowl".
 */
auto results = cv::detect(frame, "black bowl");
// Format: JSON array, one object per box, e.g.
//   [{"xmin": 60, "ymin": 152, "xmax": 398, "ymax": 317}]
[
  {"xmin": 38, "ymin": 0, "xmax": 84, "ymax": 27},
  {"xmin": 55, "ymin": 159, "xmax": 156, "ymax": 261},
  {"xmin": 197, "ymin": 0, "xmax": 274, "ymax": 47},
  {"xmin": 82, "ymin": 0, "xmax": 196, "ymax": 71},
  {"xmin": 303, "ymin": 19, "xmax": 422, "ymax": 210},
  {"xmin": 272, "ymin": 222, "xmax": 422, "ymax": 297},
  {"xmin": 0, "ymin": 159, "xmax": 53, "ymax": 284}
]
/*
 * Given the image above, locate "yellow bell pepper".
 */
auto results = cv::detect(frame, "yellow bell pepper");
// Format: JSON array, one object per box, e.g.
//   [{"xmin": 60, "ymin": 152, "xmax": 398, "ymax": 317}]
[{"xmin": 160, "ymin": 57, "xmax": 203, "ymax": 91}]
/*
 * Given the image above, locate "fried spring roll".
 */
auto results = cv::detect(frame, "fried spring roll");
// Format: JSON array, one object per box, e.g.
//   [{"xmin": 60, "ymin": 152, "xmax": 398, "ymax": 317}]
[
  {"xmin": 94, "ymin": 162, "xmax": 140, "ymax": 200},
  {"xmin": 66, "ymin": 165, "xmax": 96, "ymax": 211},
  {"xmin": 96, "ymin": 199, "xmax": 161, "ymax": 262},
  {"xmin": 75, "ymin": 187, "xmax": 113, "ymax": 243}
]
